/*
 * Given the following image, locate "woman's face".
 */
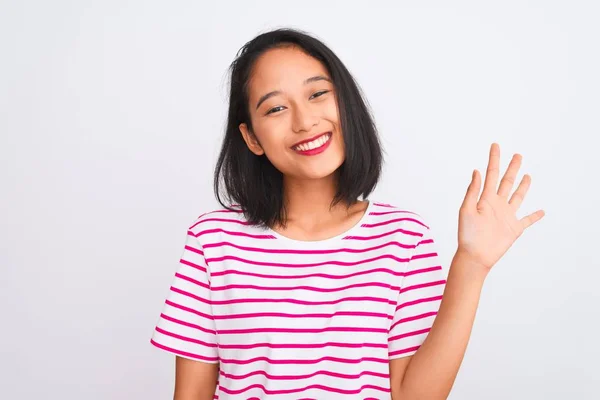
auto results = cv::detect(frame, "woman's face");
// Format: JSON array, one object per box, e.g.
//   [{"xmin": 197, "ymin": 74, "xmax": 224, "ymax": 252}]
[{"xmin": 239, "ymin": 46, "xmax": 345, "ymax": 181}]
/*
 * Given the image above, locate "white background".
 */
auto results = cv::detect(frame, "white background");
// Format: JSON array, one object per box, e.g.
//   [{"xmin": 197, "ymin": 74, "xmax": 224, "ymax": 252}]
[{"xmin": 1, "ymin": 1, "xmax": 598, "ymax": 399}]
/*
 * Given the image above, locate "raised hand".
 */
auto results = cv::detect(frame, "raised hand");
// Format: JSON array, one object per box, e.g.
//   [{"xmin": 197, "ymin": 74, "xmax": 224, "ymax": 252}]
[{"xmin": 457, "ymin": 143, "xmax": 545, "ymax": 272}]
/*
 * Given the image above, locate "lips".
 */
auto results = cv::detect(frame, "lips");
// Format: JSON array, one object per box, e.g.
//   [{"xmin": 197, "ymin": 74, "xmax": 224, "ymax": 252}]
[
  {"xmin": 290, "ymin": 131, "xmax": 332, "ymax": 149},
  {"xmin": 291, "ymin": 132, "xmax": 333, "ymax": 156}
]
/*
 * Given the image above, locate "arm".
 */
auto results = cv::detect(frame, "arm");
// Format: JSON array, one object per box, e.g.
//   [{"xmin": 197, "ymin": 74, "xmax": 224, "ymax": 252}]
[
  {"xmin": 150, "ymin": 225, "xmax": 222, "ymax": 399},
  {"xmin": 174, "ymin": 357, "xmax": 219, "ymax": 400},
  {"xmin": 391, "ymin": 143, "xmax": 544, "ymax": 399},
  {"xmin": 390, "ymin": 250, "xmax": 487, "ymax": 400}
]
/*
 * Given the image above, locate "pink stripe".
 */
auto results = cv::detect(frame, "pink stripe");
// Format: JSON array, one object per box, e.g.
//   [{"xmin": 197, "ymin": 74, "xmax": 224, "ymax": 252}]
[
  {"xmin": 219, "ymin": 383, "xmax": 390, "ymax": 396},
  {"xmin": 405, "ymin": 266, "xmax": 442, "ymax": 276},
  {"xmin": 370, "ymin": 210, "xmax": 418, "ymax": 216},
  {"xmin": 399, "ymin": 280, "xmax": 446, "ymax": 294},
  {"xmin": 195, "ymin": 227, "xmax": 276, "ymax": 240},
  {"xmin": 174, "ymin": 273, "xmax": 209, "ymax": 290},
  {"xmin": 211, "ymin": 266, "xmax": 409, "ymax": 280},
  {"xmin": 206, "ymin": 254, "xmax": 409, "ymax": 268},
  {"xmin": 190, "ymin": 217, "xmax": 251, "ymax": 230},
  {"xmin": 218, "ymin": 326, "xmax": 387, "ymax": 335},
  {"xmin": 396, "ymin": 295, "xmax": 443, "ymax": 311},
  {"xmin": 416, "ymin": 237, "xmax": 434, "ymax": 246},
  {"xmin": 159, "ymin": 313, "xmax": 216, "ymax": 335},
  {"xmin": 164, "ymin": 300, "xmax": 214, "ymax": 320},
  {"xmin": 345, "ymin": 228, "xmax": 422, "ymax": 241},
  {"xmin": 212, "ymin": 310, "xmax": 392, "ymax": 321},
  {"xmin": 411, "ymin": 250, "xmax": 438, "ymax": 261},
  {"xmin": 210, "ymin": 281, "xmax": 400, "ymax": 293},
  {"xmin": 363, "ymin": 217, "xmax": 429, "ymax": 229},
  {"xmin": 398, "ymin": 311, "xmax": 438, "ymax": 324},
  {"xmin": 218, "ymin": 341, "xmax": 388, "ymax": 350},
  {"xmin": 170, "ymin": 286, "xmax": 210, "ymax": 304},
  {"xmin": 388, "ymin": 327, "xmax": 431, "ymax": 342},
  {"xmin": 372, "ymin": 202, "xmax": 398, "ymax": 208},
  {"xmin": 155, "ymin": 326, "xmax": 218, "ymax": 348},
  {"xmin": 179, "ymin": 258, "xmax": 207, "ymax": 273},
  {"xmin": 209, "ymin": 296, "xmax": 395, "ymax": 307},
  {"xmin": 183, "ymin": 242, "xmax": 204, "ymax": 256},
  {"xmin": 150, "ymin": 339, "xmax": 218, "ymax": 362},
  {"xmin": 389, "ymin": 311, "xmax": 438, "ymax": 331},
  {"xmin": 204, "ymin": 240, "xmax": 413, "ymax": 254},
  {"xmin": 220, "ymin": 368, "xmax": 389, "ymax": 381},
  {"xmin": 219, "ymin": 355, "xmax": 388, "ymax": 366},
  {"xmin": 389, "ymin": 345, "xmax": 421, "ymax": 357}
]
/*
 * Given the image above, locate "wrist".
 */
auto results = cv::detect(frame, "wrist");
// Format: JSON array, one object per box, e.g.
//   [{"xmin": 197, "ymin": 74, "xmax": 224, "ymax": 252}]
[{"xmin": 451, "ymin": 249, "xmax": 490, "ymax": 283}]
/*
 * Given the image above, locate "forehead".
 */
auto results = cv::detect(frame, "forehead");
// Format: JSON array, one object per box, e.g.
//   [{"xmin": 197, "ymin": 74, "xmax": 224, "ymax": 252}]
[{"xmin": 248, "ymin": 47, "xmax": 330, "ymax": 95}]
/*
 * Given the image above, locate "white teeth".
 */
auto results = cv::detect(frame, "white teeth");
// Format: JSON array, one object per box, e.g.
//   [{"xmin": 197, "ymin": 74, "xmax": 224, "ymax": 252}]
[
  {"xmin": 294, "ymin": 133, "xmax": 331, "ymax": 151},
  {"xmin": 313, "ymin": 138, "xmax": 321, "ymax": 148}
]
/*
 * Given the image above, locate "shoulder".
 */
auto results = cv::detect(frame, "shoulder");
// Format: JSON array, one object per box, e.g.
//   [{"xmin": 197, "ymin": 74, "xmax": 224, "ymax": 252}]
[
  {"xmin": 184, "ymin": 204, "xmax": 272, "ymax": 248},
  {"xmin": 186, "ymin": 204, "xmax": 247, "ymax": 235},
  {"xmin": 368, "ymin": 200, "xmax": 432, "ymax": 238}
]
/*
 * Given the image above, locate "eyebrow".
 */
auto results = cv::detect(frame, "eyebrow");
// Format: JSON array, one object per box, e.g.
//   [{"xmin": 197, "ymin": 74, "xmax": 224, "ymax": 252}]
[{"xmin": 255, "ymin": 75, "xmax": 332, "ymax": 110}]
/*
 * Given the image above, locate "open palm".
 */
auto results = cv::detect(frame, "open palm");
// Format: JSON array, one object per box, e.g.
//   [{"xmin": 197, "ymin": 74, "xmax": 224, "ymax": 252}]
[{"xmin": 458, "ymin": 143, "xmax": 545, "ymax": 271}]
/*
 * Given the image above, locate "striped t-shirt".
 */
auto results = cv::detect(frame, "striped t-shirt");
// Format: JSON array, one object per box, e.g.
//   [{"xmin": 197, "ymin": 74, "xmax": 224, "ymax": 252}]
[{"xmin": 150, "ymin": 200, "xmax": 447, "ymax": 399}]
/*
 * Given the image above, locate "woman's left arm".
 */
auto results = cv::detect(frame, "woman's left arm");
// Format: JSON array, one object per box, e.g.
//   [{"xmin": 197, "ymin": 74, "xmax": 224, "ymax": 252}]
[{"xmin": 391, "ymin": 143, "xmax": 545, "ymax": 400}]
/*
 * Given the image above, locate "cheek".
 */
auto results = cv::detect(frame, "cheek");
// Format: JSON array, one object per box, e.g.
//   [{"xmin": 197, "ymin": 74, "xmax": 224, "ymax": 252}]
[
  {"xmin": 323, "ymin": 97, "xmax": 340, "ymax": 123},
  {"xmin": 251, "ymin": 121, "xmax": 291, "ymax": 161},
  {"xmin": 325, "ymin": 100, "xmax": 343, "ymax": 148}
]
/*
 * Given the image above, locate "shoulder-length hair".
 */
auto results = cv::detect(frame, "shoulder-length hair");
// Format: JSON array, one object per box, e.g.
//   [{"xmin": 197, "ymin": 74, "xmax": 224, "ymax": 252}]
[{"xmin": 213, "ymin": 28, "xmax": 384, "ymax": 229}]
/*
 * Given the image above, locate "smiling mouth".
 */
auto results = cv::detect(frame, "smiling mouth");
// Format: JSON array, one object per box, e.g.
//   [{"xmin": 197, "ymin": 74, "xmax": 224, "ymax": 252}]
[{"xmin": 291, "ymin": 132, "xmax": 332, "ymax": 152}]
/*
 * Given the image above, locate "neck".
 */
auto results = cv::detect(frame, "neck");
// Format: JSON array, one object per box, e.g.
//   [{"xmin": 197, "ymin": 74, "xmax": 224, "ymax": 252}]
[{"xmin": 279, "ymin": 173, "xmax": 357, "ymax": 227}]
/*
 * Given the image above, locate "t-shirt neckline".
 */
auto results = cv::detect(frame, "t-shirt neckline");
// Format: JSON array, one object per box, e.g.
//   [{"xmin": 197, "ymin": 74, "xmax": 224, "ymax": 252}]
[{"xmin": 265, "ymin": 199, "xmax": 374, "ymax": 245}]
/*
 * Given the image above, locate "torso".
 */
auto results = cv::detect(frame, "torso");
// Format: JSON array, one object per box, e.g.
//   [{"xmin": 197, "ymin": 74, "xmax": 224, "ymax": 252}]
[{"xmin": 191, "ymin": 200, "xmax": 434, "ymax": 399}]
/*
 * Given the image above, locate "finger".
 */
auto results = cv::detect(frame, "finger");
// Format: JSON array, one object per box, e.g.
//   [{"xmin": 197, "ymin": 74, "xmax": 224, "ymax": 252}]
[
  {"xmin": 482, "ymin": 143, "xmax": 501, "ymax": 198},
  {"xmin": 461, "ymin": 169, "xmax": 481, "ymax": 211},
  {"xmin": 509, "ymin": 174, "xmax": 531, "ymax": 210},
  {"xmin": 498, "ymin": 153, "xmax": 522, "ymax": 199},
  {"xmin": 520, "ymin": 209, "xmax": 545, "ymax": 230}
]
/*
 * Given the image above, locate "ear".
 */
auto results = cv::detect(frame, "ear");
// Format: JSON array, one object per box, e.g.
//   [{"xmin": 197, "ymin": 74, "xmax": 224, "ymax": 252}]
[{"xmin": 239, "ymin": 123, "xmax": 265, "ymax": 156}]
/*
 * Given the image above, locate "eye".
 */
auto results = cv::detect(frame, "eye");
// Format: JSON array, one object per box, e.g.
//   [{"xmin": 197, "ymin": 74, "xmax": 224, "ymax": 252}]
[
  {"xmin": 310, "ymin": 90, "xmax": 329, "ymax": 100},
  {"xmin": 266, "ymin": 106, "xmax": 285, "ymax": 115}
]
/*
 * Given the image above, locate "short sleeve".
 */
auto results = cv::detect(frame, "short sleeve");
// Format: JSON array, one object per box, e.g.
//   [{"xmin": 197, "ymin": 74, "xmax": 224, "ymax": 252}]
[
  {"xmin": 388, "ymin": 227, "xmax": 447, "ymax": 359},
  {"xmin": 150, "ymin": 229, "xmax": 219, "ymax": 363}
]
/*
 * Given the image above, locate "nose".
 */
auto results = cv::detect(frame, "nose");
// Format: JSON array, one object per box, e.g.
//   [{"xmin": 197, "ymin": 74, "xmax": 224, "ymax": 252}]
[{"xmin": 291, "ymin": 102, "xmax": 319, "ymax": 133}]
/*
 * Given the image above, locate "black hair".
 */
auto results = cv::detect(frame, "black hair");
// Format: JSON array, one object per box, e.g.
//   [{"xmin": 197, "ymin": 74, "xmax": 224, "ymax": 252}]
[{"xmin": 213, "ymin": 27, "xmax": 384, "ymax": 229}]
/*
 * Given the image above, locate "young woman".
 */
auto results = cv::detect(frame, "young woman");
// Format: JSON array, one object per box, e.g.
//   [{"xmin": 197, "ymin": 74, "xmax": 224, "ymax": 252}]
[{"xmin": 150, "ymin": 28, "xmax": 544, "ymax": 400}]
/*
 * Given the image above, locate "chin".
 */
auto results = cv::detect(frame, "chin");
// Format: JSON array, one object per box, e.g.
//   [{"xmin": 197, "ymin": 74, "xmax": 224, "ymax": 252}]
[{"xmin": 295, "ymin": 158, "xmax": 345, "ymax": 180}]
